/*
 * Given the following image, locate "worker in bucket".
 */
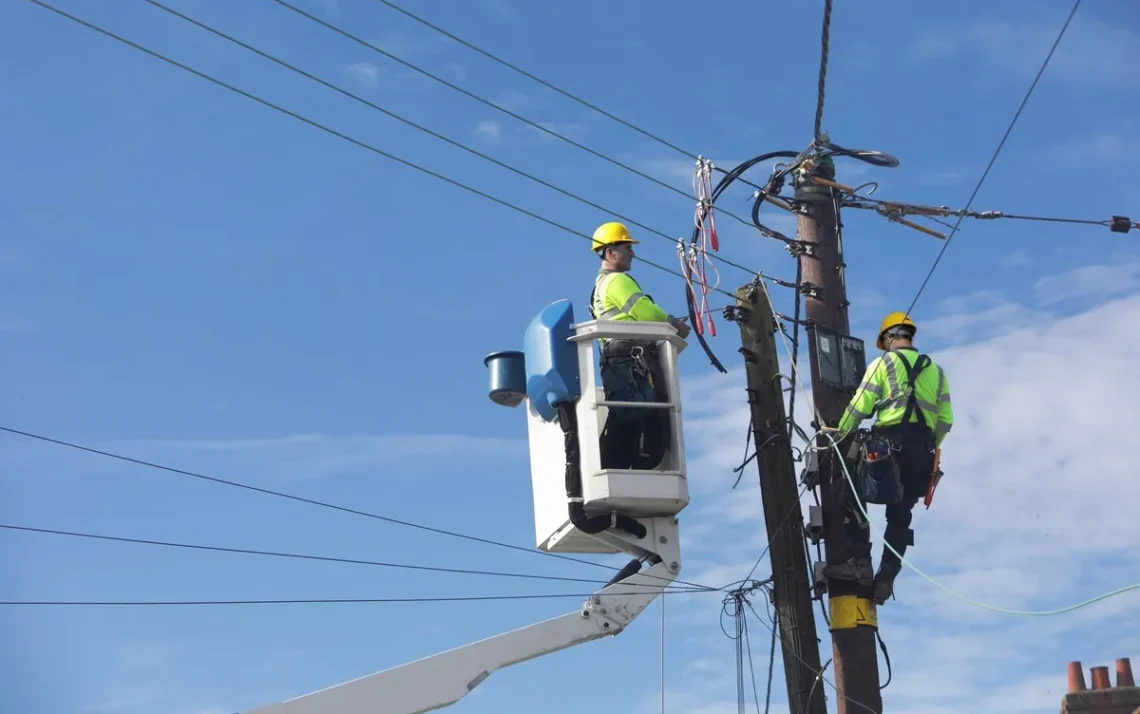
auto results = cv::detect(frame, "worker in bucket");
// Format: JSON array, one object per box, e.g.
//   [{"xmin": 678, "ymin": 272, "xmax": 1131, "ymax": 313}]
[
  {"xmin": 830, "ymin": 311, "xmax": 955, "ymax": 605},
  {"xmin": 588, "ymin": 221, "xmax": 691, "ymax": 470}
]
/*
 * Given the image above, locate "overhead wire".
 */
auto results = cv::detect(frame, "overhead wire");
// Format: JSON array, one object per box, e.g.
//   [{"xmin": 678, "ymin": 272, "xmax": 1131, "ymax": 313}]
[
  {"xmin": 813, "ymin": 0, "xmax": 833, "ymax": 142},
  {"xmin": 21, "ymin": 0, "xmax": 763, "ymax": 306},
  {"xmin": 268, "ymin": 0, "xmax": 761, "ymax": 231},
  {"xmin": 137, "ymin": 0, "xmax": 781, "ymax": 284},
  {"xmin": 0, "ymin": 523, "xmax": 705, "ymax": 592},
  {"xmin": 0, "ymin": 425, "xmax": 718, "ymax": 593},
  {"xmin": 369, "ymin": 0, "xmax": 775, "ymax": 195},
  {"xmin": 0, "ymin": 590, "xmax": 721, "ymax": 607},
  {"xmin": 898, "ymin": 0, "xmax": 1083, "ymax": 320}
]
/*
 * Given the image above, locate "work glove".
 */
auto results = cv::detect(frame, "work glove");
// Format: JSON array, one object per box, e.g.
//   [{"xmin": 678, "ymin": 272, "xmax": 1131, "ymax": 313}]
[{"xmin": 669, "ymin": 316, "xmax": 691, "ymax": 339}]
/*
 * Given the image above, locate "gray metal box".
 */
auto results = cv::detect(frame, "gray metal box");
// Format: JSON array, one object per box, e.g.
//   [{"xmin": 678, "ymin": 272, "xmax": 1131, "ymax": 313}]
[{"xmin": 812, "ymin": 324, "xmax": 867, "ymax": 393}]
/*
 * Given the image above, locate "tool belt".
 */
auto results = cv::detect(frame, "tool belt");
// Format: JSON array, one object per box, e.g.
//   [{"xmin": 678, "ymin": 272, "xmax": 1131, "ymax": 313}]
[{"xmin": 853, "ymin": 429, "xmax": 904, "ymax": 506}]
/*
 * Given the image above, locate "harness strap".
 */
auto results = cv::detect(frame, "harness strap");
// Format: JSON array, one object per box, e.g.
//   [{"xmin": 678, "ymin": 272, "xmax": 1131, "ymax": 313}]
[{"xmin": 894, "ymin": 351, "xmax": 932, "ymax": 429}]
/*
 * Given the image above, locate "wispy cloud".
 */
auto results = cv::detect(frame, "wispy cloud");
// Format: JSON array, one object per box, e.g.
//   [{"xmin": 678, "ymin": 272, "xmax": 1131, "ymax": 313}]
[
  {"xmin": 344, "ymin": 62, "xmax": 380, "ymax": 88},
  {"xmin": 1033, "ymin": 258, "xmax": 1140, "ymax": 306},
  {"xmin": 910, "ymin": 15, "xmax": 1140, "ymax": 89},
  {"xmin": 474, "ymin": 119, "xmax": 503, "ymax": 145}
]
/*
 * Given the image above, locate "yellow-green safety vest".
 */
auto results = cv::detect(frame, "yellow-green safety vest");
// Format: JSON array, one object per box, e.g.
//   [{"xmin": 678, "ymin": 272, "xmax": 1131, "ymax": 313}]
[
  {"xmin": 837, "ymin": 348, "xmax": 955, "ymax": 447},
  {"xmin": 589, "ymin": 269, "xmax": 670, "ymax": 324}
]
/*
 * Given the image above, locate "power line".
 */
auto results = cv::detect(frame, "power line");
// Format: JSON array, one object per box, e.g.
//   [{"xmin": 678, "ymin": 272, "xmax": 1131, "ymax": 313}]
[
  {"xmin": 370, "ymin": 0, "xmax": 774, "ymax": 195},
  {"xmin": 23, "ymin": 0, "xmax": 756, "ymax": 303},
  {"xmin": 900, "ymin": 0, "xmax": 1082, "ymax": 318},
  {"xmin": 813, "ymin": 0, "xmax": 833, "ymax": 141},
  {"xmin": 136, "ymin": 0, "xmax": 784, "ymax": 282},
  {"xmin": 0, "ymin": 590, "xmax": 720, "ymax": 607},
  {"xmin": 0, "ymin": 425, "xmax": 718, "ymax": 592},
  {"xmin": 268, "ymin": 0, "xmax": 762, "ymax": 230},
  {"xmin": 0, "ymin": 523, "xmax": 702, "ymax": 591}
]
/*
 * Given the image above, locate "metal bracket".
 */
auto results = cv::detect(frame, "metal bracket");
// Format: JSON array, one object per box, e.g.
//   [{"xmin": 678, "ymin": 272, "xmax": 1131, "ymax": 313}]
[
  {"xmin": 811, "ymin": 560, "xmax": 828, "ymax": 600},
  {"xmin": 806, "ymin": 505, "xmax": 824, "ymax": 544}
]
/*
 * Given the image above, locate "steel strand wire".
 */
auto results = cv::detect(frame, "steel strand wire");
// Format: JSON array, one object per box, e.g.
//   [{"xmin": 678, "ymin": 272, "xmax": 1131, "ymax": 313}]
[
  {"xmin": 0, "ymin": 590, "xmax": 719, "ymax": 607},
  {"xmin": 24, "ymin": 0, "xmax": 788, "ymax": 305},
  {"xmin": 373, "ymin": 0, "xmax": 777, "ymax": 197},
  {"xmin": 0, "ymin": 523, "xmax": 707, "ymax": 592},
  {"xmin": 139, "ymin": 0, "xmax": 781, "ymax": 284},
  {"xmin": 268, "ymin": 0, "xmax": 760, "ymax": 231},
  {"xmin": 0, "ymin": 425, "xmax": 718, "ymax": 593}
]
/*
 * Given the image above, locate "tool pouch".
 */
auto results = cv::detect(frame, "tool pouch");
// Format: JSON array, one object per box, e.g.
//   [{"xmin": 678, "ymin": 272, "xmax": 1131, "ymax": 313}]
[{"xmin": 857, "ymin": 435, "xmax": 903, "ymax": 505}]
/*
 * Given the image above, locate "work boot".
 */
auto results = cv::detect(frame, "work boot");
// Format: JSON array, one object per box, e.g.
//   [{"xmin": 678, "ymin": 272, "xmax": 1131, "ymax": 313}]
[
  {"xmin": 872, "ymin": 560, "xmax": 902, "ymax": 605},
  {"xmin": 825, "ymin": 556, "xmax": 874, "ymax": 587}
]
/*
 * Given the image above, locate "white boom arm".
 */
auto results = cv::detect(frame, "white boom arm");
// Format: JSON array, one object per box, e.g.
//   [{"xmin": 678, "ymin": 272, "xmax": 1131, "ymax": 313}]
[{"xmin": 243, "ymin": 517, "xmax": 681, "ymax": 714}]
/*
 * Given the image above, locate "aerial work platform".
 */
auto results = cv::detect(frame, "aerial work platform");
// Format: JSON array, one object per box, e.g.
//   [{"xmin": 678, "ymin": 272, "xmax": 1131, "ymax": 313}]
[{"xmin": 243, "ymin": 300, "xmax": 692, "ymax": 714}]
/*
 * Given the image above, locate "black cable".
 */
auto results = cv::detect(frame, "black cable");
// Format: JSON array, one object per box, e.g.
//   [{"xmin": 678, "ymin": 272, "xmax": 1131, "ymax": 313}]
[
  {"xmin": 682, "ymin": 151, "xmax": 804, "ymax": 373},
  {"xmin": 269, "ymin": 0, "xmax": 759, "ymax": 230},
  {"xmin": 137, "ymin": 0, "xmax": 774, "ymax": 283},
  {"xmin": 743, "ymin": 602, "xmax": 878, "ymax": 714},
  {"xmin": 742, "ymin": 604, "xmax": 763, "ymax": 714},
  {"xmin": 764, "ymin": 609, "xmax": 777, "ymax": 714},
  {"xmin": 899, "ymin": 0, "xmax": 1081, "ymax": 320},
  {"xmin": 371, "ymin": 0, "xmax": 774, "ymax": 195},
  {"xmin": 0, "ymin": 590, "xmax": 721, "ymax": 607},
  {"xmin": 876, "ymin": 630, "xmax": 893, "ymax": 689},
  {"xmin": 0, "ymin": 425, "xmax": 718, "ymax": 592},
  {"xmin": 0, "ymin": 523, "xmax": 704, "ymax": 591},
  {"xmin": 23, "ymin": 0, "xmax": 758, "ymax": 305},
  {"xmin": 813, "ymin": 0, "xmax": 833, "ymax": 141}
]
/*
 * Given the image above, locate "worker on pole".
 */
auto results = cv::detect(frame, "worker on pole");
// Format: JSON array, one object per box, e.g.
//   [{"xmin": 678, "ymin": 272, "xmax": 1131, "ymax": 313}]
[
  {"xmin": 589, "ymin": 221, "xmax": 691, "ymax": 470},
  {"xmin": 831, "ymin": 312, "xmax": 954, "ymax": 604}
]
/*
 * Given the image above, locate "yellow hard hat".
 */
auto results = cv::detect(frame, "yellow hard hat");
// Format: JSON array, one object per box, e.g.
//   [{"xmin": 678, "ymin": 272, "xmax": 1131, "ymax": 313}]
[
  {"xmin": 591, "ymin": 221, "xmax": 639, "ymax": 252},
  {"xmin": 876, "ymin": 311, "xmax": 917, "ymax": 350}
]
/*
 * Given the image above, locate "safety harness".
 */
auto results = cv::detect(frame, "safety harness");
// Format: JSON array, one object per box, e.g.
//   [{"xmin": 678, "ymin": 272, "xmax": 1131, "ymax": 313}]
[{"xmin": 855, "ymin": 351, "xmax": 933, "ymax": 505}]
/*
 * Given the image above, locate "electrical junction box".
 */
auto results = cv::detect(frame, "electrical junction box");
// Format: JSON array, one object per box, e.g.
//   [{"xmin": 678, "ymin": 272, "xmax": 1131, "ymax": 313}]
[{"xmin": 812, "ymin": 324, "xmax": 867, "ymax": 393}]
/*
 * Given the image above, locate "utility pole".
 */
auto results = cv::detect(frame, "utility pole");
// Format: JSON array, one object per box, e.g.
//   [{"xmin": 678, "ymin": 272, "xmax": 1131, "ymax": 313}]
[
  {"xmin": 732, "ymin": 282, "xmax": 826, "ymax": 714},
  {"xmin": 793, "ymin": 154, "xmax": 884, "ymax": 714}
]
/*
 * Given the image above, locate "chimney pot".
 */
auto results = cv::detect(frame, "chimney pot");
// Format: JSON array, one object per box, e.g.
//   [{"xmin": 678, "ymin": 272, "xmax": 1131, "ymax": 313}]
[
  {"xmin": 1090, "ymin": 665, "xmax": 1112, "ymax": 690},
  {"xmin": 1068, "ymin": 661, "xmax": 1088, "ymax": 692},
  {"xmin": 1117, "ymin": 658, "xmax": 1136, "ymax": 688}
]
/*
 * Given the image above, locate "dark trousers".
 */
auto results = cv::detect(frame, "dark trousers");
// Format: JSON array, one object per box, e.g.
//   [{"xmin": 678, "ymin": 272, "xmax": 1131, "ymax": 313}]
[
  {"xmin": 874, "ymin": 421, "xmax": 936, "ymax": 568},
  {"xmin": 598, "ymin": 351, "xmax": 669, "ymax": 470}
]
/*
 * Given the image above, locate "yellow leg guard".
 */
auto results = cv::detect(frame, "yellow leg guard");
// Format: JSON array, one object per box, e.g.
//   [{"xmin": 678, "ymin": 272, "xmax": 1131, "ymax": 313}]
[{"xmin": 828, "ymin": 595, "xmax": 878, "ymax": 631}]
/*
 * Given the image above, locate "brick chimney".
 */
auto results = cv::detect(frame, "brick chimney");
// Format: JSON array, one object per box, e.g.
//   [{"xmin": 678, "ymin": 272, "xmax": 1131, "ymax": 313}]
[{"xmin": 1061, "ymin": 659, "xmax": 1140, "ymax": 714}]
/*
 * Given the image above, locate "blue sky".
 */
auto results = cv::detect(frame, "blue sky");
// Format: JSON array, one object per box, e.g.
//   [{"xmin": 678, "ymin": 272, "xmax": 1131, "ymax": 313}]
[{"xmin": 1, "ymin": 0, "xmax": 1138, "ymax": 712}]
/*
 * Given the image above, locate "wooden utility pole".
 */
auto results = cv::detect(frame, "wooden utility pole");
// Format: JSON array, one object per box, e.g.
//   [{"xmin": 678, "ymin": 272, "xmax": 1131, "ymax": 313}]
[
  {"xmin": 793, "ymin": 156, "xmax": 883, "ymax": 714},
  {"xmin": 732, "ymin": 282, "xmax": 827, "ymax": 714}
]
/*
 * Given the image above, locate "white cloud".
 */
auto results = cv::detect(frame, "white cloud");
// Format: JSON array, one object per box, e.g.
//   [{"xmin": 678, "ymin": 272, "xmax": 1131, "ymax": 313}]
[
  {"xmin": 910, "ymin": 15, "xmax": 1140, "ymax": 89},
  {"xmin": 1033, "ymin": 258, "xmax": 1140, "ymax": 306},
  {"xmin": 474, "ymin": 119, "xmax": 502, "ymax": 145},
  {"xmin": 344, "ymin": 62, "xmax": 380, "ymax": 88},
  {"xmin": 443, "ymin": 62, "xmax": 468, "ymax": 82},
  {"xmin": 1001, "ymin": 249, "xmax": 1034, "ymax": 269}
]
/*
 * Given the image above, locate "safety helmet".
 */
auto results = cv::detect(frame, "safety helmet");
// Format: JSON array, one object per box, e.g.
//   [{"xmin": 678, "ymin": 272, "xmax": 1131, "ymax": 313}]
[
  {"xmin": 876, "ymin": 311, "xmax": 917, "ymax": 350},
  {"xmin": 591, "ymin": 221, "xmax": 639, "ymax": 253}
]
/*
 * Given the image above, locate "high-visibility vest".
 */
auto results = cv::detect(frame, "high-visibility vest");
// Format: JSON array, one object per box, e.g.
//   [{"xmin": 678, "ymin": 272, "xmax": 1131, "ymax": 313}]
[
  {"xmin": 589, "ymin": 269, "xmax": 669, "ymax": 323},
  {"xmin": 839, "ymin": 348, "xmax": 954, "ymax": 446}
]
